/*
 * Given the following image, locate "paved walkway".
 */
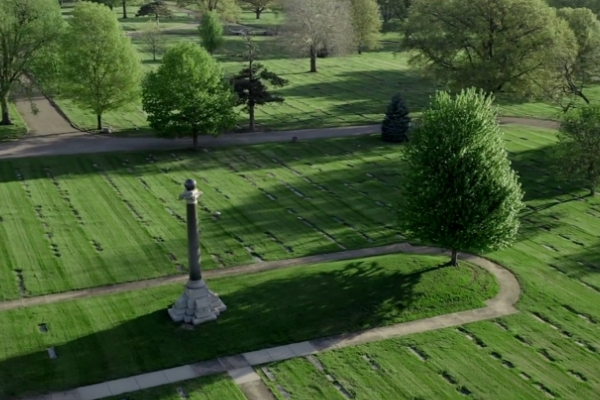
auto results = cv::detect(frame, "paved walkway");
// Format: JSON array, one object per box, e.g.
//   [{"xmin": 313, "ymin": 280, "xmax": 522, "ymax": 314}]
[
  {"xmin": 0, "ymin": 116, "xmax": 559, "ymax": 160},
  {"xmin": 23, "ymin": 245, "xmax": 520, "ymax": 400}
]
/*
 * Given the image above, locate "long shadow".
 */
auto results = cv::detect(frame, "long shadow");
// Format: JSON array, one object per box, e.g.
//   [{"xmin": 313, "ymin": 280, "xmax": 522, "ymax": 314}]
[
  {"xmin": 0, "ymin": 260, "xmax": 446, "ymax": 399},
  {"xmin": 554, "ymin": 242, "xmax": 600, "ymax": 280}
]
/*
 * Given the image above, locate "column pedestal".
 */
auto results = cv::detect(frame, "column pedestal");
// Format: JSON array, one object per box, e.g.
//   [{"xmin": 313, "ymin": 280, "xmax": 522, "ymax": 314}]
[{"xmin": 168, "ymin": 279, "xmax": 227, "ymax": 325}]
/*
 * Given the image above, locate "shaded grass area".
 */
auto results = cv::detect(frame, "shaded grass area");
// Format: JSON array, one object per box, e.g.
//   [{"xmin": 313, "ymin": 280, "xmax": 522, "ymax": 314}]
[
  {"xmin": 106, "ymin": 374, "xmax": 246, "ymax": 400},
  {"xmin": 0, "ymin": 125, "xmax": 588, "ymax": 301},
  {"xmin": 0, "ymin": 253, "xmax": 497, "ymax": 398},
  {"xmin": 0, "ymin": 103, "xmax": 28, "ymax": 141}
]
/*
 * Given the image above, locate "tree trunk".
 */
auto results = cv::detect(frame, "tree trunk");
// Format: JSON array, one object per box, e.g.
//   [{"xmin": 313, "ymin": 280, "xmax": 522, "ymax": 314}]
[
  {"xmin": 249, "ymin": 103, "xmax": 255, "ymax": 132},
  {"xmin": 255, "ymin": 8, "xmax": 261, "ymax": 18},
  {"xmin": 590, "ymin": 185, "xmax": 596, "ymax": 197},
  {"xmin": 0, "ymin": 95, "xmax": 12, "ymax": 125},
  {"xmin": 358, "ymin": 45, "xmax": 362, "ymax": 55},
  {"xmin": 152, "ymin": 48, "xmax": 156, "ymax": 61},
  {"xmin": 450, "ymin": 249, "xmax": 458, "ymax": 267},
  {"xmin": 97, "ymin": 114, "xmax": 102, "ymax": 131},
  {"xmin": 193, "ymin": 132, "xmax": 198, "ymax": 150},
  {"xmin": 309, "ymin": 46, "xmax": 317, "ymax": 73},
  {"xmin": 122, "ymin": 0, "xmax": 128, "ymax": 18}
]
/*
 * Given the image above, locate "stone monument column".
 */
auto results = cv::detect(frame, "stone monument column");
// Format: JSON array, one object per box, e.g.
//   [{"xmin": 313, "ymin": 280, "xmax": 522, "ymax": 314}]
[{"xmin": 168, "ymin": 179, "xmax": 227, "ymax": 325}]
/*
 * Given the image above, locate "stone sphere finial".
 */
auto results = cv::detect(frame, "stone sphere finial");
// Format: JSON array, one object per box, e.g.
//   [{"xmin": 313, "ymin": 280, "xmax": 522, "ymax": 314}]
[{"xmin": 184, "ymin": 179, "xmax": 196, "ymax": 191}]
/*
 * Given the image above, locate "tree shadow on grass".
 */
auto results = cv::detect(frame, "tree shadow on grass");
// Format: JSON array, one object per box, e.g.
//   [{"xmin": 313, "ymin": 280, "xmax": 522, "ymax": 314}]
[
  {"xmin": 553, "ymin": 242, "xmax": 600, "ymax": 281},
  {"xmin": 0, "ymin": 260, "xmax": 452, "ymax": 399}
]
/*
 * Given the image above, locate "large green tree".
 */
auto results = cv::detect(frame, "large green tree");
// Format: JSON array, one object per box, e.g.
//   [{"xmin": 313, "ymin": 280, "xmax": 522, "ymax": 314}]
[
  {"xmin": 350, "ymin": 0, "xmax": 383, "ymax": 54},
  {"xmin": 554, "ymin": 105, "xmax": 600, "ymax": 196},
  {"xmin": 198, "ymin": 11, "xmax": 224, "ymax": 54},
  {"xmin": 554, "ymin": 7, "xmax": 600, "ymax": 110},
  {"xmin": 176, "ymin": 0, "xmax": 240, "ymax": 22},
  {"xmin": 403, "ymin": 0, "xmax": 577, "ymax": 97},
  {"xmin": 0, "ymin": 0, "xmax": 64, "ymax": 125},
  {"xmin": 59, "ymin": 1, "xmax": 142, "ymax": 130},
  {"xmin": 239, "ymin": 0, "xmax": 272, "ymax": 19},
  {"xmin": 400, "ymin": 89, "xmax": 524, "ymax": 266},
  {"xmin": 142, "ymin": 42, "xmax": 237, "ymax": 149}
]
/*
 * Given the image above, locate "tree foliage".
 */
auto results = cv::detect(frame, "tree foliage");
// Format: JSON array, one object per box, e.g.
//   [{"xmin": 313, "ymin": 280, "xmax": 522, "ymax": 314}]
[
  {"xmin": 141, "ymin": 42, "xmax": 237, "ymax": 149},
  {"xmin": 381, "ymin": 93, "xmax": 410, "ymax": 142},
  {"xmin": 399, "ymin": 88, "xmax": 523, "ymax": 266},
  {"xmin": 140, "ymin": 20, "xmax": 164, "ymax": 61},
  {"xmin": 198, "ymin": 11, "xmax": 224, "ymax": 54},
  {"xmin": 0, "ymin": 0, "xmax": 64, "ymax": 125},
  {"xmin": 377, "ymin": 0, "xmax": 411, "ymax": 23},
  {"xmin": 547, "ymin": 0, "xmax": 600, "ymax": 15},
  {"xmin": 350, "ymin": 0, "xmax": 382, "ymax": 53},
  {"xmin": 280, "ymin": 0, "xmax": 355, "ymax": 72},
  {"xmin": 135, "ymin": 1, "xmax": 173, "ymax": 21},
  {"xmin": 553, "ymin": 7, "xmax": 600, "ymax": 110},
  {"xmin": 402, "ymin": 0, "xmax": 577, "ymax": 97},
  {"xmin": 176, "ymin": 0, "xmax": 240, "ymax": 22},
  {"xmin": 59, "ymin": 1, "xmax": 142, "ymax": 130},
  {"xmin": 231, "ymin": 35, "xmax": 288, "ymax": 131},
  {"xmin": 239, "ymin": 0, "xmax": 272, "ymax": 19},
  {"xmin": 554, "ymin": 105, "xmax": 600, "ymax": 196}
]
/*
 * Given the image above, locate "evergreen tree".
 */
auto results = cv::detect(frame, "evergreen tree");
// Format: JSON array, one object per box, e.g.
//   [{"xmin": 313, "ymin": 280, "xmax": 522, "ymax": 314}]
[
  {"xmin": 400, "ymin": 88, "xmax": 524, "ymax": 266},
  {"xmin": 199, "ymin": 11, "xmax": 224, "ymax": 54},
  {"xmin": 381, "ymin": 93, "xmax": 410, "ymax": 142}
]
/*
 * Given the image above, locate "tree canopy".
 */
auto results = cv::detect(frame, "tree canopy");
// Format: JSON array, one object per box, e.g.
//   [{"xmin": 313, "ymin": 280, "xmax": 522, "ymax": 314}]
[
  {"xmin": 59, "ymin": 1, "xmax": 142, "ymax": 130},
  {"xmin": 135, "ymin": 1, "xmax": 174, "ymax": 21},
  {"xmin": 239, "ymin": 0, "xmax": 273, "ymax": 19},
  {"xmin": 554, "ymin": 105, "xmax": 600, "ymax": 196},
  {"xmin": 399, "ymin": 88, "xmax": 523, "ymax": 266},
  {"xmin": 198, "ymin": 11, "xmax": 224, "ymax": 54},
  {"xmin": 402, "ymin": 0, "xmax": 577, "ymax": 97},
  {"xmin": 141, "ymin": 42, "xmax": 237, "ymax": 149},
  {"xmin": 0, "ymin": 0, "xmax": 64, "ymax": 125},
  {"xmin": 350, "ymin": 0, "xmax": 383, "ymax": 54}
]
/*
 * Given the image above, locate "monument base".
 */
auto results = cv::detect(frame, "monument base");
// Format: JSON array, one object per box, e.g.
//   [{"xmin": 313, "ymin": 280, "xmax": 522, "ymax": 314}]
[{"xmin": 168, "ymin": 279, "xmax": 227, "ymax": 325}]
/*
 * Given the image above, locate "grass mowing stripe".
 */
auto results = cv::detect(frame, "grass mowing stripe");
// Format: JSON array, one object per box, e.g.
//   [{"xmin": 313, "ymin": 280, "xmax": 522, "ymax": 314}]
[{"xmin": 0, "ymin": 253, "xmax": 496, "ymax": 398}]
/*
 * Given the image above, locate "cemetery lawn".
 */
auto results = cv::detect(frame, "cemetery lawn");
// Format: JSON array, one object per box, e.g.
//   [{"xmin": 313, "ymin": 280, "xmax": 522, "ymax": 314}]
[
  {"xmin": 0, "ymin": 103, "xmax": 28, "ymax": 141},
  {"xmin": 0, "ymin": 253, "xmax": 498, "ymax": 398},
  {"xmin": 104, "ymin": 374, "xmax": 246, "ymax": 400},
  {"xmin": 52, "ymin": 7, "xmax": 600, "ymax": 133}
]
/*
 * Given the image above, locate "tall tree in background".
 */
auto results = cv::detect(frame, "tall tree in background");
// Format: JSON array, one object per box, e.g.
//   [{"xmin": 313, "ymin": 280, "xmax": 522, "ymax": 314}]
[
  {"xmin": 553, "ymin": 7, "xmax": 600, "ymax": 110},
  {"xmin": 400, "ymin": 89, "xmax": 523, "ymax": 266},
  {"xmin": 142, "ymin": 42, "xmax": 237, "ymax": 149},
  {"xmin": 554, "ymin": 105, "xmax": 600, "ymax": 196},
  {"xmin": 350, "ymin": 0, "xmax": 382, "ymax": 54},
  {"xmin": 0, "ymin": 0, "xmax": 64, "ymax": 125},
  {"xmin": 59, "ymin": 2, "xmax": 142, "ymax": 130},
  {"xmin": 377, "ymin": 0, "xmax": 411, "ymax": 23},
  {"xmin": 199, "ymin": 11, "xmax": 224, "ymax": 54},
  {"xmin": 136, "ymin": 1, "xmax": 173, "ymax": 22},
  {"xmin": 280, "ymin": 0, "xmax": 355, "ymax": 72},
  {"xmin": 403, "ymin": 0, "xmax": 577, "ymax": 97},
  {"xmin": 239, "ymin": 0, "xmax": 272, "ymax": 18},
  {"xmin": 231, "ymin": 35, "xmax": 288, "ymax": 131},
  {"xmin": 176, "ymin": 0, "xmax": 240, "ymax": 22},
  {"xmin": 141, "ymin": 20, "xmax": 164, "ymax": 61}
]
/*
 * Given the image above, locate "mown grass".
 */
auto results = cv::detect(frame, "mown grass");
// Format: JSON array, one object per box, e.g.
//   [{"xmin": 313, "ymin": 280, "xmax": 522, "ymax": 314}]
[
  {"xmin": 106, "ymin": 374, "xmax": 246, "ymax": 400},
  {"xmin": 0, "ymin": 253, "xmax": 497, "ymax": 398},
  {"xmin": 0, "ymin": 103, "xmax": 28, "ymax": 141},
  {"xmin": 53, "ymin": 5, "xmax": 595, "ymax": 133},
  {"xmin": 246, "ymin": 134, "xmax": 600, "ymax": 399}
]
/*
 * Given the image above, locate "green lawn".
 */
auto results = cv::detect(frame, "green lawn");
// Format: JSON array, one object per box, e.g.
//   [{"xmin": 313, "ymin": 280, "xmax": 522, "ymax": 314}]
[
  {"xmin": 105, "ymin": 375, "xmax": 246, "ymax": 400},
  {"xmin": 0, "ymin": 253, "xmax": 496, "ymax": 398},
  {"xmin": 0, "ymin": 103, "xmax": 28, "ymax": 141},
  {"xmin": 52, "ymin": 6, "xmax": 599, "ymax": 133}
]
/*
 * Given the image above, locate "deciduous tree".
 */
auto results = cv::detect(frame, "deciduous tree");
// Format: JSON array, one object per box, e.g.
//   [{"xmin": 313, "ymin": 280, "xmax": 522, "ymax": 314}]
[
  {"xmin": 141, "ymin": 20, "xmax": 164, "ymax": 61},
  {"xmin": 350, "ymin": 0, "xmax": 382, "ymax": 53},
  {"xmin": 554, "ymin": 105, "xmax": 600, "ymax": 196},
  {"xmin": 239, "ymin": 0, "xmax": 272, "ymax": 19},
  {"xmin": 231, "ymin": 35, "xmax": 288, "ymax": 131},
  {"xmin": 59, "ymin": 2, "xmax": 142, "ymax": 130},
  {"xmin": 554, "ymin": 7, "xmax": 600, "ymax": 110},
  {"xmin": 0, "ymin": 0, "xmax": 64, "ymax": 125},
  {"xmin": 403, "ymin": 0, "xmax": 577, "ymax": 97},
  {"xmin": 280, "ymin": 0, "xmax": 355, "ymax": 72},
  {"xmin": 142, "ymin": 42, "xmax": 237, "ymax": 149},
  {"xmin": 199, "ymin": 11, "xmax": 224, "ymax": 54},
  {"xmin": 176, "ymin": 0, "xmax": 240, "ymax": 22},
  {"xmin": 135, "ymin": 1, "xmax": 173, "ymax": 21},
  {"xmin": 400, "ymin": 88, "xmax": 523, "ymax": 266}
]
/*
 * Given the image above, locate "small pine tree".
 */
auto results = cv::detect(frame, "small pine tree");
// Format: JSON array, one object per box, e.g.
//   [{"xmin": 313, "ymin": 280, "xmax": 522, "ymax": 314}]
[
  {"xmin": 199, "ymin": 11, "xmax": 224, "ymax": 54},
  {"xmin": 381, "ymin": 93, "xmax": 411, "ymax": 142}
]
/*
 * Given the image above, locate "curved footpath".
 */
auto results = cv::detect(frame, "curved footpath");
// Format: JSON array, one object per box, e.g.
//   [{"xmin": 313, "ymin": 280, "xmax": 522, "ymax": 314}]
[
  {"xmin": 20, "ymin": 243, "xmax": 520, "ymax": 400},
  {"xmin": 0, "ymin": 116, "xmax": 558, "ymax": 160}
]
